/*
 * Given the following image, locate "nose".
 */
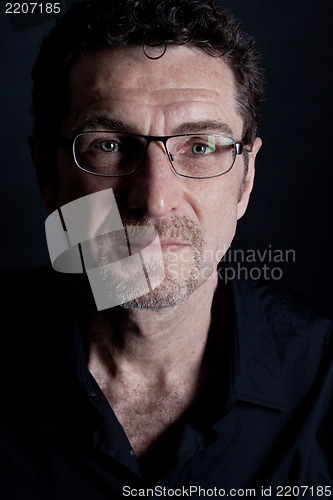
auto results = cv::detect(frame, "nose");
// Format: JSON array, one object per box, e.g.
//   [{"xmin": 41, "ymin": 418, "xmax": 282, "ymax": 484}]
[{"xmin": 125, "ymin": 141, "xmax": 184, "ymax": 218}]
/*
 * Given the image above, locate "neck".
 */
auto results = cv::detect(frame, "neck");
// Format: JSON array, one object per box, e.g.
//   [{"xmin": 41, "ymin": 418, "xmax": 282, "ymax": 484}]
[
  {"xmin": 84, "ymin": 273, "xmax": 227, "ymax": 382},
  {"xmin": 77, "ymin": 272, "xmax": 230, "ymax": 458}
]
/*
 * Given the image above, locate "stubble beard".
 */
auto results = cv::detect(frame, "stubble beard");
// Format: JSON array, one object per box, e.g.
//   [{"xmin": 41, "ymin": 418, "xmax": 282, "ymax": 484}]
[
  {"xmin": 121, "ymin": 246, "xmax": 203, "ymax": 310},
  {"xmin": 99, "ymin": 215, "xmax": 205, "ymax": 310}
]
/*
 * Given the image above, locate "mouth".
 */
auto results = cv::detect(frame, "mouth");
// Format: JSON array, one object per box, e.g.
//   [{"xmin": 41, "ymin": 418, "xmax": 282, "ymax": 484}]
[{"xmin": 128, "ymin": 239, "xmax": 191, "ymax": 254}]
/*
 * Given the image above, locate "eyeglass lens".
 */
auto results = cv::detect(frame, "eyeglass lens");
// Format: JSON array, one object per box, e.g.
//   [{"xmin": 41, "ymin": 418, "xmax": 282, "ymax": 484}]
[{"xmin": 73, "ymin": 132, "xmax": 237, "ymax": 178}]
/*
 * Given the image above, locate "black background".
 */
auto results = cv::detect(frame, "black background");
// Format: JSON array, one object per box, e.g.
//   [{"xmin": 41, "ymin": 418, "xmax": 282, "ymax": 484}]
[{"xmin": 0, "ymin": 0, "xmax": 332, "ymax": 314}]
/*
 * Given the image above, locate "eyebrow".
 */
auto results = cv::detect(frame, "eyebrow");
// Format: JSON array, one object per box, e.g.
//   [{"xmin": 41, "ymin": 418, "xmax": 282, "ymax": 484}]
[
  {"xmin": 76, "ymin": 117, "xmax": 234, "ymax": 137},
  {"xmin": 76, "ymin": 117, "xmax": 139, "ymax": 134},
  {"xmin": 173, "ymin": 120, "xmax": 234, "ymax": 137}
]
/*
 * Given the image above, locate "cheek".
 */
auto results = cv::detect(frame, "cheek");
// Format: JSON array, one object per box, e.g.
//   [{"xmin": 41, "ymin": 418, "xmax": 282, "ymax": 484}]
[
  {"xmin": 55, "ymin": 151, "xmax": 115, "ymax": 207},
  {"xmin": 198, "ymin": 178, "xmax": 241, "ymax": 262},
  {"xmin": 207, "ymin": 201, "xmax": 238, "ymax": 259}
]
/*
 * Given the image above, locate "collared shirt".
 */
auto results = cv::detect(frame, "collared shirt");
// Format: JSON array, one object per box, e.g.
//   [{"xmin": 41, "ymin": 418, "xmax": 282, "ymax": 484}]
[{"xmin": 0, "ymin": 266, "xmax": 332, "ymax": 499}]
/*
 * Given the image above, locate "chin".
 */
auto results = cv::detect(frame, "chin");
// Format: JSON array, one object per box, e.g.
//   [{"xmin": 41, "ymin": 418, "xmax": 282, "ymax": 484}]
[{"xmin": 120, "ymin": 271, "xmax": 201, "ymax": 311}]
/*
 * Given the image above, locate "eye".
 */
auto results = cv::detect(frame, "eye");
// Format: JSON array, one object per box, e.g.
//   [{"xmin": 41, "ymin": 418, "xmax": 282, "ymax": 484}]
[
  {"xmin": 97, "ymin": 140, "xmax": 119, "ymax": 153},
  {"xmin": 191, "ymin": 142, "xmax": 215, "ymax": 155}
]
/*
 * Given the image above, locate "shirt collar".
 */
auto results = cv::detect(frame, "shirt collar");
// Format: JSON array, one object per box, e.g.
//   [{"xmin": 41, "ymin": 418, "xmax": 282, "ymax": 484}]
[
  {"xmin": 228, "ymin": 276, "xmax": 290, "ymax": 412},
  {"xmin": 61, "ymin": 271, "xmax": 290, "ymax": 414}
]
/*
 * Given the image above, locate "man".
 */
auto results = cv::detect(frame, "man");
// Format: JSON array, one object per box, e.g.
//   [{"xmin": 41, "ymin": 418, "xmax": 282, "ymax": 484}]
[{"xmin": 0, "ymin": 0, "xmax": 332, "ymax": 498}]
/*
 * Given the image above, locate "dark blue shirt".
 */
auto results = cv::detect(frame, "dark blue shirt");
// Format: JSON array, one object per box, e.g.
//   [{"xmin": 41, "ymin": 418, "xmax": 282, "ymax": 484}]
[{"xmin": 0, "ymin": 266, "xmax": 332, "ymax": 499}]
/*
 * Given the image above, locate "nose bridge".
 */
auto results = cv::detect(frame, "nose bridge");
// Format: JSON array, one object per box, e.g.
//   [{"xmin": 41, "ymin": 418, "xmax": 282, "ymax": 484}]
[
  {"xmin": 141, "ymin": 134, "xmax": 176, "ymax": 180},
  {"xmin": 127, "ymin": 135, "xmax": 182, "ymax": 218},
  {"xmin": 144, "ymin": 135, "xmax": 170, "ymax": 163}
]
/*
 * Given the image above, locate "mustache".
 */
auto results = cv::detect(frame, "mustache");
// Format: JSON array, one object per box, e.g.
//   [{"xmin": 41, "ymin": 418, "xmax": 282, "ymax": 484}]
[
  {"xmin": 121, "ymin": 215, "xmax": 205, "ymax": 248},
  {"xmin": 81, "ymin": 215, "xmax": 205, "ymax": 267}
]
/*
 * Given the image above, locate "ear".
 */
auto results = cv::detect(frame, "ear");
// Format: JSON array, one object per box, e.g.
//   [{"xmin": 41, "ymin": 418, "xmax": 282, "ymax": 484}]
[
  {"xmin": 28, "ymin": 130, "xmax": 59, "ymax": 213},
  {"xmin": 237, "ymin": 136, "xmax": 262, "ymax": 220}
]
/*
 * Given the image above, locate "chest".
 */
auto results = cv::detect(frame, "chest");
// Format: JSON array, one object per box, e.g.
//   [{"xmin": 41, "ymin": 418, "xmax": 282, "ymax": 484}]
[{"xmin": 101, "ymin": 383, "xmax": 196, "ymax": 457}]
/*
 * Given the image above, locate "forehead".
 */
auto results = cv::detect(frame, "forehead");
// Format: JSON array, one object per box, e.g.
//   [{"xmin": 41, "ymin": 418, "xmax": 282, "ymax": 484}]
[{"xmin": 63, "ymin": 45, "xmax": 243, "ymax": 137}]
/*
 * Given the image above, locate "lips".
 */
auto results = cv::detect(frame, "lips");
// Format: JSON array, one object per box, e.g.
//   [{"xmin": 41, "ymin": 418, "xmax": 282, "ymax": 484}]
[
  {"xmin": 159, "ymin": 239, "xmax": 190, "ymax": 246},
  {"xmin": 119, "ymin": 215, "xmax": 205, "ymax": 256},
  {"xmin": 128, "ymin": 238, "xmax": 190, "ymax": 254}
]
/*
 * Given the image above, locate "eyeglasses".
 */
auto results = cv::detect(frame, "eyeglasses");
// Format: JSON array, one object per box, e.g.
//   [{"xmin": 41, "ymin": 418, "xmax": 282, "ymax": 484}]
[{"xmin": 60, "ymin": 131, "xmax": 244, "ymax": 179}]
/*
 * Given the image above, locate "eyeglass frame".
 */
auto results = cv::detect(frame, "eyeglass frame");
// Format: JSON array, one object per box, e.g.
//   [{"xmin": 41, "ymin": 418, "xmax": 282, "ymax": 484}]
[{"xmin": 59, "ymin": 131, "xmax": 244, "ymax": 180}]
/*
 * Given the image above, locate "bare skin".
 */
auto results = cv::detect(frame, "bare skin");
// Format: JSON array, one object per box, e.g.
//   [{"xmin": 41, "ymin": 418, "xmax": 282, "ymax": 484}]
[
  {"xmin": 86, "ymin": 273, "xmax": 228, "ymax": 456},
  {"xmin": 31, "ymin": 45, "xmax": 261, "ymax": 457}
]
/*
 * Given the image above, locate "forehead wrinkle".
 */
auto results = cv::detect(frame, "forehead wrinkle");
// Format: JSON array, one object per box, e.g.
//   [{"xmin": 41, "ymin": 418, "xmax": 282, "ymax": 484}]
[
  {"xmin": 65, "ymin": 51, "xmax": 242, "ymax": 137},
  {"xmin": 85, "ymin": 85, "xmax": 222, "ymax": 105}
]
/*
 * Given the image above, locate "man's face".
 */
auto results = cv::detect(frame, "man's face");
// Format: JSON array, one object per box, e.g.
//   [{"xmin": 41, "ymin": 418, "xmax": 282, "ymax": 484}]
[{"xmin": 42, "ymin": 45, "xmax": 261, "ymax": 309}]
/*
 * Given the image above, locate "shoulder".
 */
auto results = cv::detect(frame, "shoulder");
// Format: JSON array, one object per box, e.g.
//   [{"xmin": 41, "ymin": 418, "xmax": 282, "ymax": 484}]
[
  {"xmin": 229, "ymin": 276, "xmax": 333, "ymax": 415},
  {"xmin": 258, "ymin": 279, "xmax": 333, "ymax": 344},
  {"xmin": 229, "ymin": 276, "xmax": 333, "ymax": 385},
  {"xmin": 232, "ymin": 276, "xmax": 333, "ymax": 394},
  {"xmin": 0, "ymin": 265, "xmax": 88, "ymax": 313},
  {"xmin": 1, "ymin": 265, "xmax": 59, "ymax": 311},
  {"xmin": 0, "ymin": 264, "xmax": 58, "ymax": 287},
  {"xmin": 231, "ymin": 275, "xmax": 333, "ymax": 342}
]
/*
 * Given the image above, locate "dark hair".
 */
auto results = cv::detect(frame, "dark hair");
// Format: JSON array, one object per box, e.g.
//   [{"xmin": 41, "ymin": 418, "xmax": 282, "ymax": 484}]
[{"xmin": 31, "ymin": 0, "xmax": 264, "ymax": 151}]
